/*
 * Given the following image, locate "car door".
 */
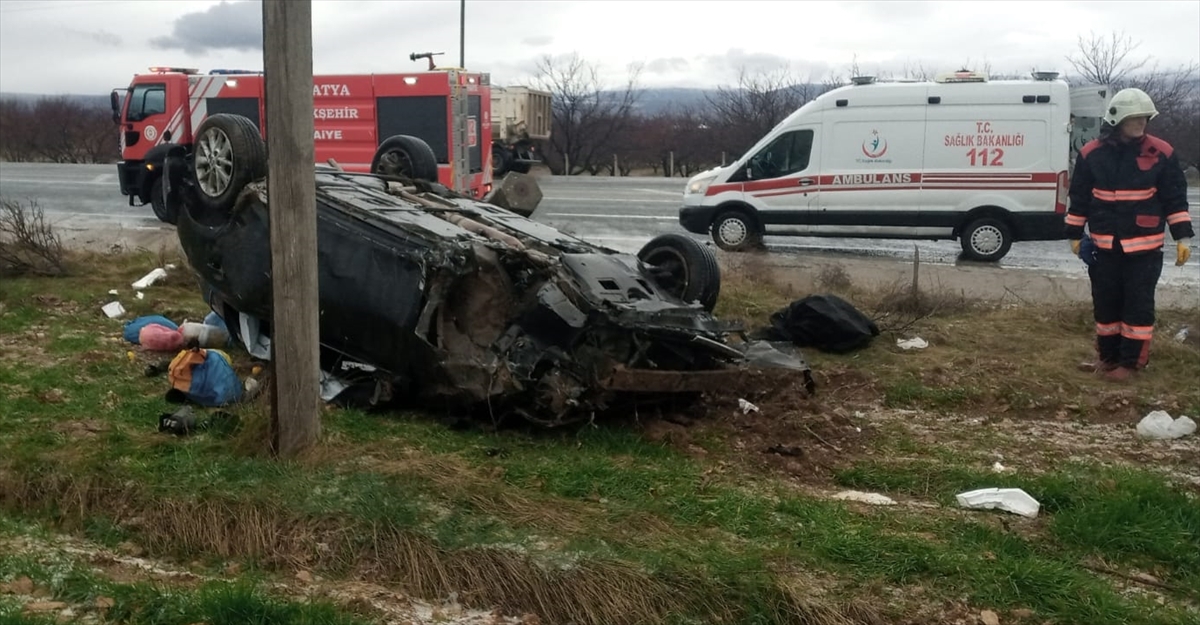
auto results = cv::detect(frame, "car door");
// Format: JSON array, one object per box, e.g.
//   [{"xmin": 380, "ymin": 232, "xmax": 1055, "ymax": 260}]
[{"xmin": 735, "ymin": 127, "xmax": 820, "ymax": 231}]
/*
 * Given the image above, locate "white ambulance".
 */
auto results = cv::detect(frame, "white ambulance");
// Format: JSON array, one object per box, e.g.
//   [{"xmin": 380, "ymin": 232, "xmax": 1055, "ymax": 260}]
[{"xmin": 679, "ymin": 71, "xmax": 1111, "ymax": 262}]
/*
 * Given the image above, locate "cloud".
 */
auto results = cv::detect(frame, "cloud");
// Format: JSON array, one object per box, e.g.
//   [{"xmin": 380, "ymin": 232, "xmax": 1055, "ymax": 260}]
[
  {"xmin": 521, "ymin": 35, "xmax": 553, "ymax": 47},
  {"xmin": 645, "ymin": 57, "xmax": 690, "ymax": 74},
  {"xmin": 66, "ymin": 28, "xmax": 120, "ymax": 47},
  {"xmin": 149, "ymin": 1, "xmax": 263, "ymax": 55}
]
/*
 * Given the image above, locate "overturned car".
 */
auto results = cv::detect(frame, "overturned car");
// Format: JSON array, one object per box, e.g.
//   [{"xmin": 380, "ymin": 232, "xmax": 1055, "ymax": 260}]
[{"xmin": 167, "ymin": 114, "xmax": 813, "ymax": 426}]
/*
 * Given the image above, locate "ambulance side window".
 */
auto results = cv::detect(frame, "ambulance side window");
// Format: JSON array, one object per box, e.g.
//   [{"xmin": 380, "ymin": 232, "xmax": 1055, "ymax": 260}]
[
  {"xmin": 126, "ymin": 83, "xmax": 166, "ymax": 122},
  {"xmin": 745, "ymin": 129, "xmax": 814, "ymax": 181}
]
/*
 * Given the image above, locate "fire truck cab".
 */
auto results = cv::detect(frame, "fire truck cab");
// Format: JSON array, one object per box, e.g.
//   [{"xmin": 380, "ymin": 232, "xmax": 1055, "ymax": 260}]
[{"xmin": 111, "ymin": 66, "xmax": 493, "ymax": 223}]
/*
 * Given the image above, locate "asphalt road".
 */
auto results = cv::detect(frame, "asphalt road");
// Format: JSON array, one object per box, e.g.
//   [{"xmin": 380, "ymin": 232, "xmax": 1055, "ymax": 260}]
[{"xmin": 2, "ymin": 162, "xmax": 1198, "ymax": 289}]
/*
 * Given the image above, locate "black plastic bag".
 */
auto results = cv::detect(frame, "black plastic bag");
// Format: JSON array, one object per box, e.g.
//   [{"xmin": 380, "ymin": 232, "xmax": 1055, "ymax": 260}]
[{"xmin": 761, "ymin": 294, "xmax": 879, "ymax": 354}]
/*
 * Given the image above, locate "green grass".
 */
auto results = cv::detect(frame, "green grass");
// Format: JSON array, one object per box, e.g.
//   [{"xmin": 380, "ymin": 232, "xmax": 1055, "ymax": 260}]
[{"xmin": 2, "ymin": 253, "xmax": 1200, "ymax": 624}]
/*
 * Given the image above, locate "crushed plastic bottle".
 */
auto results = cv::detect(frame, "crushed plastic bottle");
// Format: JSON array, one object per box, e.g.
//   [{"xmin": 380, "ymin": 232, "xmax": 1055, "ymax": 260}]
[{"xmin": 1174, "ymin": 325, "xmax": 1189, "ymax": 343}]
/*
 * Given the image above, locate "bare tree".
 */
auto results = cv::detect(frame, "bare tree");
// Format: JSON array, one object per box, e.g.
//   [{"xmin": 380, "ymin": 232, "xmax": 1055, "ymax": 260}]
[
  {"xmin": 1066, "ymin": 31, "xmax": 1150, "ymax": 85},
  {"xmin": 534, "ymin": 53, "xmax": 643, "ymax": 175},
  {"xmin": 703, "ymin": 66, "xmax": 817, "ymax": 159}
]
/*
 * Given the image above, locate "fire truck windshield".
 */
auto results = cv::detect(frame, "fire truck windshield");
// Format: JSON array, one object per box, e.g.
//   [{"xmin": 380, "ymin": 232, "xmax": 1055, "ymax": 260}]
[{"xmin": 126, "ymin": 83, "xmax": 166, "ymax": 122}]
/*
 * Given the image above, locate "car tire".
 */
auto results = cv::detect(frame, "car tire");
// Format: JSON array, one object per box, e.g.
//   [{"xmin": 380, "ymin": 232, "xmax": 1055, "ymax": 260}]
[
  {"xmin": 638, "ymin": 233, "xmax": 721, "ymax": 311},
  {"xmin": 192, "ymin": 114, "xmax": 266, "ymax": 214},
  {"xmin": 712, "ymin": 209, "xmax": 762, "ymax": 252},
  {"xmin": 150, "ymin": 176, "xmax": 177, "ymax": 225},
  {"xmin": 960, "ymin": 216, "xmax": 1013, "ymax": 262},
  {"xmin": 371, "ymin": 135, "xmax": 440, "ymax": 183}
]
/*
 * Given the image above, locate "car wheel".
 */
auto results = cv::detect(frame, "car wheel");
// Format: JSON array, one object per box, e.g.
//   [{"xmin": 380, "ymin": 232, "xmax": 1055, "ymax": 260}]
[
  {"xmin": 371, "ymin": 135, "xmax": 440, "ymax": 183},
  {"xmin": 192, "ymin": 114, "xmax": 266, "ymax": 214},
  {"xmin": 150, "ymin": 177, "xmax": 177, "ymax": 225},
  {"xmin": 638, "ymin": 233, "xmax": 721, "ymax": 311},
  {"xmin": 959, "ymin": 216, "xmax": 1013, "ymax": 262},
  {"xmin": 712, "ymin": 210, "xmax": 762, "ymax": 252}
]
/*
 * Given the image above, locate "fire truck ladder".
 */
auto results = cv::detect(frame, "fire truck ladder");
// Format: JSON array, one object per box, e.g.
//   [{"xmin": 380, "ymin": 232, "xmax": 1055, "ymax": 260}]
[{"xmin": 448, "ymin": 71, "xmax": 470, "ymax": 195}]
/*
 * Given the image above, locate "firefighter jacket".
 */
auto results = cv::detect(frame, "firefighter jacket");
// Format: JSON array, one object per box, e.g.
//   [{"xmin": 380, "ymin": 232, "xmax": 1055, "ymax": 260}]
[{"xmin": 1065, "ymin": 132, "xmax": 1194, "ymax": 254}]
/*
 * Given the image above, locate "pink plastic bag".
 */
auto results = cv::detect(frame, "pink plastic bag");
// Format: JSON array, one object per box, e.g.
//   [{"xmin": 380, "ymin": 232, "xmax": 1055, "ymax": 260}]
[{"xmin": 139, "ymin": 323, "xmax": 185, "ymax": 352}]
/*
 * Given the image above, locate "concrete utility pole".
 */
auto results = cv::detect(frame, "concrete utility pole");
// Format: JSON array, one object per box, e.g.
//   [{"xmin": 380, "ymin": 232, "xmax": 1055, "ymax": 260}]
[{"xmin": 262, "ymin": 0, "xmax": 321, "ymax": 456}]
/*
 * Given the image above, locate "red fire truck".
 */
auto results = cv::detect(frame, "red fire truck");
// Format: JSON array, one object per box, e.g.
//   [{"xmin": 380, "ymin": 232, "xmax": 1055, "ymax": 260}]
[{"xmin": 111, "ymin": 66, "xmax": 493, "ymax": 223}]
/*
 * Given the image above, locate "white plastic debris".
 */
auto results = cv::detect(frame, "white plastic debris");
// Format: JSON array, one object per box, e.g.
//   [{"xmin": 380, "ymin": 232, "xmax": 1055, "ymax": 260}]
[
  {"xmin": 108, "ymin": 289, "xmax": 118, "ymax": 296},
  {"xmin": 991, "ymin": 461, "xmax": 1007, "ymax": 473},
  {"xmin": 896, "ymin": 337, "xmax": 929, "ymax": 350},
  {"xmin": 165, "ymin": 263, "xmax": 177, "ymax": 270},
  {"xmin": 832, "ymin": 490, "xmax": 896, "ymax": 506},
  {"xmin": 136, "ymin": 292, "xmax": 145, "ymax": 300},
  {"xmin": 131, "ymin": 267, "xmax": 168, "ymax": 289},
  {"xmin": 101, "ymin": 301, "xmax": 125, "ymax": 318},
  {"xmin": 1175, "ymin": 325, "xmax": 1190, "ymax": 342},
  {"xmin": 1136, "ymin": 411, "xmax": 1197, "ymax": 440},
  {"xmin": 955, "ymin": 487, "xmax": 1040, "ymax": 518},
  {"xmin": 737, "ymin": 398, "xmax": 759, "ymax": 414}
]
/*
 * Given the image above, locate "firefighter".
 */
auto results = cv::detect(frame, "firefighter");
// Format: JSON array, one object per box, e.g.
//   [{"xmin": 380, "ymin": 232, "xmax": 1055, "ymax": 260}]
[{"xmin": 1065, "ymin": 87, "xmax": 1194, "ymax": 381}]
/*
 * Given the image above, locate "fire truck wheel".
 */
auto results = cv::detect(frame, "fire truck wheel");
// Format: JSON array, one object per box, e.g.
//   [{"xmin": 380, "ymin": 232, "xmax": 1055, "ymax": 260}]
[
  {"xmin": 711, "ymin": 209, "xmax": 763, "ymax": 252},
  {"xmin": 192, "ymin": 114, "xmax": 266, "ymax": 213},
  {"xmin": 371, "ymin": 135, "xmax": 439, "ymax": 183},
  {"xmin": 959, "ymin": 216, "xmax": 1013, "ymax": 262},
  {"xmin": 150, "ymin": 177, "xmax": 176, "ymax": 225},
  {"xmin": 637, "ymin": 233, "xmax": 721, "ymax": 312}
]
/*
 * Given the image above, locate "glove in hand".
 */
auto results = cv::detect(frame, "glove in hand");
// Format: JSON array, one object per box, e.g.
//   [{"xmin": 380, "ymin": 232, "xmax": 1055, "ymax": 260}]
[
  {"xmin": 1177, "ymin": 240, "xmax": 1192, "ymax": 266},
  {"xmin": 1069, "ymin": 239, "xmax": 1081, "ymax": 256}
]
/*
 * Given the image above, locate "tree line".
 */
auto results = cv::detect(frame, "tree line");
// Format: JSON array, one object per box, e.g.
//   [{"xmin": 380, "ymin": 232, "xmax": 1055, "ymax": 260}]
[
  {"xmin": 1, "ymin": 31, "xmax": 1194, "ymax": 177},
  {"xmin": 0, "ymin": 96, "xmax": 114, "ymax": 164}
]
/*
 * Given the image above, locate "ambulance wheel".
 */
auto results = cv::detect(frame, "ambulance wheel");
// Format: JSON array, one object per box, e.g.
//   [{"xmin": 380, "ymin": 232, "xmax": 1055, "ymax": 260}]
[
  {"xmin": 711, "ymin": 210, "xmax": 762, "ymax": 252},
  {"xmin": 150, "ymin": 177, "xmax": 177, "ymax": 225},
  {"xmin": 371, "ymin": 135, "xmax": 439, "ymax": 183},
  {"xmin": 960, "ymin": 217, "xmax": 1012, "ymax": 262},
  {"xmin": 638, "ymin": 233, "xmax": 721, "ymax": 312},
  {"xmin": 192, "ymin": 114, "xmax": 266, "ymax": 214}
]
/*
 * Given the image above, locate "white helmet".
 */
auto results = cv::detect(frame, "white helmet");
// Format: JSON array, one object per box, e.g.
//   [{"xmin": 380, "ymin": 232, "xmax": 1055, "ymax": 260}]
[{"xmin": 1104, "ymin": 87, "xmax": 1158, "ymax": 126}]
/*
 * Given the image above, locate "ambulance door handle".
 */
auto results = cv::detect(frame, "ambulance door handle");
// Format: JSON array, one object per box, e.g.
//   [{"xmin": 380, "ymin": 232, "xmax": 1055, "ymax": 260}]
[{"xmin": 798, "ymin": 178, "xmax": 815, "ymax": 186}]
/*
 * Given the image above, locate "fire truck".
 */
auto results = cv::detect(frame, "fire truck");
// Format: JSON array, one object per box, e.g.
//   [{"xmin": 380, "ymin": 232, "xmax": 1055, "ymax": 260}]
[{"xmin": 111, "ymin": 65, "xmax": 493, "ymax": 223}]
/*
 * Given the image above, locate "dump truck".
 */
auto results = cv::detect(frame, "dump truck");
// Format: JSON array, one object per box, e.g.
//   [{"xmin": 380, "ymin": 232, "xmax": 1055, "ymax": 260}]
[{"xmin": 490, "ymin": 85, "xmax": 552, "ymax": 177}]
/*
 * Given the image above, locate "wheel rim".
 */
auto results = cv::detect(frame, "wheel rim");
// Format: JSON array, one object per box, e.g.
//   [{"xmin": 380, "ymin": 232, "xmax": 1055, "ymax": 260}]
[
  {"xmin": 195, "ymin": 127, "xmax": 234, "ymax": 198},
  {"xmin": 970, "ymin": 225, "xmax": 1003, "ymax": 256},
  {"xmin": 377, "ymin": 149, "xmax": 415, "ymax": 178},
  {"xmin": 717, "ymin": 217, "xmax": 748, "ymax": 247},
  {"xmin": 643, "ymin": 247, "xmax": 689, "ymax": 298}
]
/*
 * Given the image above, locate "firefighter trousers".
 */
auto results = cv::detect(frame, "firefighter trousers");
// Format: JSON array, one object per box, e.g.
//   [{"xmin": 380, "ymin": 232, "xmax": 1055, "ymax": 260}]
[{"xmin": 1087, "ymin": 249, "xmax": 1163, "ymax": 369}]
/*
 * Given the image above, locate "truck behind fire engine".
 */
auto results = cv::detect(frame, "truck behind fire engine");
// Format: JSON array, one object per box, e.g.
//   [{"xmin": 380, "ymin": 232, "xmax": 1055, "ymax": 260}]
[{"xmin": 111, "ymin": 66, "xmax": 495, "ymax": 224}]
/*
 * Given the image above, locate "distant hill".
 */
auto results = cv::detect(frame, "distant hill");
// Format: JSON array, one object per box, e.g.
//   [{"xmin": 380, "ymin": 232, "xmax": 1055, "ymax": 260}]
[{"xmin": 0, "ymin": 92, "xmax": 111, "ymax": 110}]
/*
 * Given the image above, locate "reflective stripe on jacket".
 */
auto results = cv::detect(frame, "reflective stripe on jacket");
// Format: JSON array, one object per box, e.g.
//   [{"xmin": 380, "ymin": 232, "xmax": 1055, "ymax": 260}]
[{"xmin": 1064, "ymin": 132, "xmax": 1194, "ymax": 253}]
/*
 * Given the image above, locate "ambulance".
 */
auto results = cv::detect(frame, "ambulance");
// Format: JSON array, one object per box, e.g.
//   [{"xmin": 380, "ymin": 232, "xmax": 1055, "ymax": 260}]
[{"xmin": 678, "ymin": 71, "xmax": 1111, "ymax": 261}]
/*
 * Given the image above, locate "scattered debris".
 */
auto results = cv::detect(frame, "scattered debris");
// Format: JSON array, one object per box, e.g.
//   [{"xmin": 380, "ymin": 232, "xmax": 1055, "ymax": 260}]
[
  {"xmin": 991, "ymin": 461, "xmax": 1007, "ymax": 473},
  {"xmin": 131, "ymin": 267, "xmax": 168, "ymax": 289},
  {"xmin": 896, "ymin": 337, "xmax": 929, "ymax": 350},
  {"xmin": 101, "ymin": 301, "xmax": 125, "ymax": 318},
  {"xmin": 738, "ymin": 398, "xmax": 759, "ymax": 414},
  {"xmin": 1174, "ymin": 325, "xmax": 1189, "ymax": 342},
  {"xmin": 831, "ymin": 490, "xmax": 897, "ymax": 506},
  {"xmin": 955, "ymin": 487, "xmax": 1040, "ymax": 518},
  {"xmin": 1136, "ymin": 411, "xmax": 1196, "ymax": 440},
  {"xmin": 108, "ymin": 289, "xmax": 118, "ymax": 296},
  {"xmin": 979, "ymin": 609, "xmax": 1001, "ymax": 625}
]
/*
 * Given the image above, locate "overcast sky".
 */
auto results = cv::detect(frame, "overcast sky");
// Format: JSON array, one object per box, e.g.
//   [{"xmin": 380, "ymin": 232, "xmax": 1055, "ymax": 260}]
[{"xmin": 1, "ymin": 0, "xmax": 1197, "ymax": 95}]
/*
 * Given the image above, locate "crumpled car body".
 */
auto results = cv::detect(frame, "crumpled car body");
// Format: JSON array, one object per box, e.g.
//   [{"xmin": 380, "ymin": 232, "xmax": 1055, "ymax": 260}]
[{"xmin": 174, "ymin": 169, "xmax": 813, "ymax": 425}]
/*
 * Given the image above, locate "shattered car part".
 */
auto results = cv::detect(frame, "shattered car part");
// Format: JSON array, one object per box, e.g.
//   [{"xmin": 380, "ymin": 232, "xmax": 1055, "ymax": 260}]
[{"xmin": 173, "ymin": 154, "xmax": 813, "ymax": 426}]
